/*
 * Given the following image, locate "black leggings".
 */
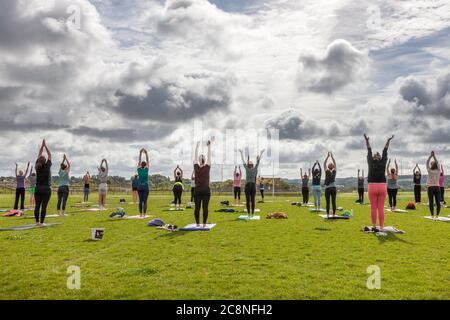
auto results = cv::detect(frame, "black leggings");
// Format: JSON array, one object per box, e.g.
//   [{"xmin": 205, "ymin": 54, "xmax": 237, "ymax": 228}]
[
  {"xmin": 14, "ymin": 187, "xmax": 26, "ymax": 210},
  {"xmin": 428, "ymin": 186, "xmax": 441, "ymax": 216},
  {"xmin": 35, "ymin": 186, "xmax": 51, "ymax": 223},
  {"xmin": 260, "ymin": 189, "xmax": 264, "ymax": 199},
  {"xmin": 245, "ymin": 183, "xmax": 256, "ymax": 214},
  {"xmin": 440, "ymin": 187, "xmax": 445, "ymax": 204},
  {"xmin": 138, "ymin": 187, "xmax": 149, "ymax": 214},
  {"xmin": 234, "ymin": 187, "xmax": 241, "ymax": 200},
  {"xmin": 302, "ymin": 187, "xmax": 309, "ymax": 204},
  {"xmin": 414, "ymin": 185, "xmax": 421, "ymax": 203},
  {"xmin": 194, "ymin": 187, "xmax": 211, "ymax": 224},
  {"xmin": 173, "ymin": 184, "xmax": 183, "ymax": 205},
  {"xmin": 387, "ymin": 188, "xmax": 398, "ymax": 207},
  {"xmin": 190, "ymin": 187, "xmax": 195, "ymax": 202},
  {"xmin": 325, "ymin": 187, "xmax": 337, "ymax": 215},
  {"xmin": 358, "ymin": 188, "xmax": 364, "ymax": 203},
  {"xmin": 57, "ymin": 186, "xmax": 69, "ymax": 211}
]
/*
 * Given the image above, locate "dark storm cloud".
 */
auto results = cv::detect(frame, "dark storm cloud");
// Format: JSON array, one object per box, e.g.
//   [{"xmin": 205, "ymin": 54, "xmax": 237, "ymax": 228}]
[
  {"xmin": 0, "ymin": 119, "xmax": 69, "ymax": 132},
  {"xmin": 297, "ymin": 39, "xmax": 368, "ymax": 94},
  {"xmin": 265, "ymin": 110, "xmax": 325, "ymax": 140},
  {"xmin": 114, "ymin": 75, "xmax": 233, "ymax": 122},
  {"xmin": 398, "ymin": 71, "xmax": 450, "ymax": 119}
]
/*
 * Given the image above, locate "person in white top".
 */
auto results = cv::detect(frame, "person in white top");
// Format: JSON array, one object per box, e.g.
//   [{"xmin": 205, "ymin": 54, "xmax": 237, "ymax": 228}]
[{"xmin": 426, "ymin": 151, "xmax": 441, "ymax": 218}]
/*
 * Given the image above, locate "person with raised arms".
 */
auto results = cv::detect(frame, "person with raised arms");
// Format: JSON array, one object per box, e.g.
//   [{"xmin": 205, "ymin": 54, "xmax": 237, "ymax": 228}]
[
  {"xmin": 137, "ymin": 149, "xmax": 150, "ymax": 217},
  {"xmin": 193, "ymin": 140, "xmax": 212, "ymax": 227},
  {"xmin": 34, "ymin": 139, "xmax": 52, "ymax": 226},
  {"xmin": 439, "ymin": 164, "xmax": 445, "ymax": 205},
  {"xmin": 311, "ymin": 161, "xmax": 322, "ymax": 211},
  {"xmin": 300, "ymin": 168, "xmax": 310, "ymax": 205},
  {"xmin": 98, "ymin": 158, "xmax": 109, "ymax": 210},
  {"xmin": 28, "ymin": 166, "xmax": 36, "ymax": 208},
  {"xmin": 323, "ymin": 152, "xmax": 337, "ymax": 217},
  {"xmin": 239, "ymin": 148, "xmax": 265, "ymax": 217},
  {"xmin": 364, "ymin": 134, "xmax": 393, "ymax": 232},
  {"xmin": 14, "ymin": 161, "xmax": 30, "ymax": 211},
  {"xmin": 83, "ymin": 171, "xmax": 91, "ymax": 203},
  {"xmin": 386, "ymin": 158, "xmax": 399, "ymax": 211},
  {"xmin": 357, "ymin": 169, "xmax": 365, "ymax": 204},
  {"xmin": 56, "ymin": 154, "xmax": 71, "ymax": 216},
  {"xmin": 426, "ymin": 151, "xmax": 441, "ymax": 219},
  {"xmin": 413, "ymin": 164, "xmax": 421, "ymax": 204},
  {"xmin": 173, "ymin": 165, "xmax": 184, "ymax": 210},
  {"xmin": 233, "ymin": 166, "xmax": 242, "ymax": 206}
]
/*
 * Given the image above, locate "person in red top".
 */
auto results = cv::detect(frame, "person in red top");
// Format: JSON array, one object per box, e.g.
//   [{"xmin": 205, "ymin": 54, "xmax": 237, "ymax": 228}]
[{"xmin": 193, "ymin": 140, "xmax": 212, "ymax": 227}]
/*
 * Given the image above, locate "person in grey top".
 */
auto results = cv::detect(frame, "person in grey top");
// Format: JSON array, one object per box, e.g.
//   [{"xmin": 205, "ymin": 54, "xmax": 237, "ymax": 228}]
[
  {"xmin": 239, "ymin": 149, "xmax": 265, "ymax": 216},
  {"xmin": 14, "ymin": 162, "xmax": 30, "ymax": 210}
]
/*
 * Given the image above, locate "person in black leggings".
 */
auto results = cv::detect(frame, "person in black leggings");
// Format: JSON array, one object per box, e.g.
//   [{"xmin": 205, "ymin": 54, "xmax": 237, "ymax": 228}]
[
  {"xmin": 426, "ymin": 151, "xmax": 441, "ymax": 218},
  {"xmin": 239, "ymin": 149, "xmax": 265, "ymax": 216},
  {"xmin": 413, "ymin": 164, "xmax": 421, "ymax": 204},
  {"xmin": 173, "ymin": 166, "xmax": 184, "ymax": 209},
  {"xmin": 34, "ymin": 139, "xmax": 52, "ymax": 226},
  {"xmin": 357, "ymin": 169, "xmax": 365, "ymax": 204},
  {"xmin": 258, "ymin": 177, "xmax": 265, "ymax": 202},
  {"xmin": 324, "ymin": 152, "xmax": 337, "ymax": 217},
  {"xmin": 300, "ymin": 168, "xmax": 310, "ymax": 204},
  {"xmin": 193, "ymin": 140, "xmax": 212, "ymax": 227},
  {"xmin": 14, "ymin": 162, "xmax": 30, "ymax": 210}
]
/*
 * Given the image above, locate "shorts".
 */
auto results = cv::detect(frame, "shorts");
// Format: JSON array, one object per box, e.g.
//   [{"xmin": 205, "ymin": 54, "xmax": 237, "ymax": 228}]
[
  {"xmin": 29, "ymin": 187, "xmax": 36, "ymax": 194},
  {"xmin": 99, "ymin": 183, "xmax": 108, "ymax": 195}
]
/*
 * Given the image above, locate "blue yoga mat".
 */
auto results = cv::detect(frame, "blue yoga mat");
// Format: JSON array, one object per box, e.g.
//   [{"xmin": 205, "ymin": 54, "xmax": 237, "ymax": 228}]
[
  {"xmin": 0, "ymin": 223, "xmax": 61, "ymax": 231},
  {"xmin": 238, "ymin": 215, "xmax": 261, "ymax": 221}
]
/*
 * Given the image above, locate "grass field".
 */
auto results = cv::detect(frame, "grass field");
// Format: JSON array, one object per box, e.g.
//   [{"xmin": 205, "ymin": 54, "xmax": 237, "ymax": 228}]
[{"xmin": 0, "ymin": 191, "xmax": 448, "ymax": 300}]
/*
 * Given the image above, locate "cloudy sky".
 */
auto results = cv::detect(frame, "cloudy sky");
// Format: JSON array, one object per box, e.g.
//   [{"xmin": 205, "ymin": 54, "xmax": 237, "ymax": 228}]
[{"xmin": 1, "ymin": 0, "xmax": 450, "ymax": 180}]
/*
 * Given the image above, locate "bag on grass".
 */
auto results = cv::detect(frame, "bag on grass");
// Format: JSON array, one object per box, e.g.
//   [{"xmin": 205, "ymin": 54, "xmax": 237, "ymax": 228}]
[{"xmin": 406, "ymin": 202, "xmax": 416, "ymax": 210}]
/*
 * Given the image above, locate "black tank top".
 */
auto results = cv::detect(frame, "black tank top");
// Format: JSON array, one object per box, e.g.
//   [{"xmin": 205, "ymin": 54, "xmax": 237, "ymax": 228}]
[
  {"xmin": 413, "ymin": 173, "xmax": 421, "ymax": 185},
  {"xmin": 358, "ymin": 178, "xmax": 364, "ymax": 189},
  {"xmin": 324, "ymin": 170, "xmax": 336, "ymax": 186},
  {"xmin": 312, "ymin": 172, "xmax": 321, "ymax": 186}
]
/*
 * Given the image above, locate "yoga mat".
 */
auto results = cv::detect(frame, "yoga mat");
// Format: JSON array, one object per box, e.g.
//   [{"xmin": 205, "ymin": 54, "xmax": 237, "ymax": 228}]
[
  {"xmin": 238, "ymin": 215, "xmax": 261, "ymax": 221},
  {"xmin": 309, "ymin": 208, "xmax": 326, "ymax": 213},
  {"xmin": 23, "ymin": 214, "xmax": 69, "ymax": 219},
  {"xmin": 168, "ymin": 208, "xmax": 185, "ymax": 211},
  {"xmin": 362, "ymin": 226, "xmax": 405, "ymax": 234},
  {"xmin": 180, "ymin": 224, "xmax": 216, "ymax": 231},
  {"xmin": 86, "ymin": 208, "xmax": 106, "ymax": 212},
  {"xmin": 122, "ymin": 215, "xmax": 153, "ymax": 220},
  {"xmin": 319, "ymin": 214, "xmax": 349, "ymax": 220},
  {"xmin": 0, "ymin": 223, "xmax": 61, "ymax": 231},
  {"xmin": 386, "ymin": 209, "xmax": 408, "ymax": 213},
  {"xmin": 423, "ymin": 216, "xmax": 450, "ymax": 222},
  {"xmin": 243, "ymin": 208, "xmax": 260, "ymax": 213}
]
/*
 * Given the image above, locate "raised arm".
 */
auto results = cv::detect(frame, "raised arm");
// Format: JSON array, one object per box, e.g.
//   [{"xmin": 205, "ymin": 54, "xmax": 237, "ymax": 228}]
[
  {"xmin": 362, "ymin": 169, "xmax": 364, "ymax": 178},
  {"xmin": 323, "ymin": 153, "xmax": 330, "ymax": 171},
  {"xmin": 138, "ymin": 149, "xmax": 143, "ymax": 167},
  {"xmin": 206, "ymin": 140, "xmax": 212, "ymax": 166},
  {"xmin": 43, "ymin": 139, "xmax": 51, "ymax": 161},
  {"xmin": 441, "ymin": 164, "xmax": 444, "ymax": 175},
  {"xmin": 384, "ymin": 135, "xmax": 394, "ymax": 150},
  {"xmin": 145, "ymin": 149, "xmax": 149, "ymax": 168},
  {"xmin": 330, "ymin": 152, "xmax": 336, "ymax": 171},
  {"xmin": 386, "ymin": 159, "xmax": 391, "ymax": 175},
  {"xmin": 64, "ymin": 155, "xmax": 71, "ymax": 171},
  {"xmin": 364, "ymin": 134, "xmax": 371, "ymax": 150},
  {"xmin": 29, "ymin": 166, "xmax": 33, "ymax": 177},
  {"xmin": 358, "ymin": 169, "xmax": 361, "ymax": 179},
  {"xmin": 24, "ymin": 162, "xmax": 30, "ymax": 176},
  {"xmin": 308, "ymin": 168, "xmax": 311, "ymax": 178},
  {"xmin": 194, "ymin": 142, "xmax": 200, "ymax": 165},
  {"xmin": 15, "ymin": 163, "xmax": 18, "ymax": 176},
  {"xmin": 256, "ymin": 149, "xmax": 265, "ymax": 168},
  {"xmin": 394, "ymin": 159, "xmax": 398, "ymax": 175},
  {"xmin": 300, "ymin": 168, "xmax": 303, "ymax": 177},
  {"xmin": 239, "ymin": 166, "xmax": 242, "ymax": 176},
  {"xmin": 239, "ymin": 149, "xmax": 246, "ymax": 167}
]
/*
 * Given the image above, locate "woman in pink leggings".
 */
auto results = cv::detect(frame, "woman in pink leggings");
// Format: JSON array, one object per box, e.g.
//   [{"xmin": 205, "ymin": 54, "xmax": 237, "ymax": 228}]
[{"xmin": 364, "ymin": 134, "xmax": 394, "ymax": 232}]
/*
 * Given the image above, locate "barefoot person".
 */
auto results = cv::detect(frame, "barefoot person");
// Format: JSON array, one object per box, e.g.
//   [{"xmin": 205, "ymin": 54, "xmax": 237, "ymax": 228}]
[
  {"xmin": 324, "ymin": 152, "xmax": 337, "ymax": 218},
  {"xmin": 300, "ymin": 168, "xmax": 310, "ymax": 205},
  {"xmin": 386, "ymin": 158, "xmax": 399, "ymax": 211},
  {"xmin": 364, "ymin": 134, "xmax": 393, "ymax": 232},
  {"xmin": 193, "ymin": 140, "xmax": 212, "ymax": 227},
  {"xmin": 258, "ymin": 176, "xmax": 265, "ymax": 203},
  {"xmin": 233, "ymin": 166, "xmax": 242, "ymax": 206},
  {"xmin": 439, "ymin": 165, "xmax": 445, "ymax": 205},
  {"xmin": 14, "ymin": 162, "xmax": 30, "ymax": 211},
  {"xmin": 413, "ymin": 164, "xmax": 421, "ymax": 204},
  {"xmin": 131, "ymin": 174, "xmax": 139, "ymax": 204},
  {"xmin": 426, "ymin": 151, "xmax": 441, "ymax": 219},
  {"xmin": 83, "ymin": 171, "xmax": 91, "ymax": 203},
  {"xmin": 173, "ymin": 165, "xmax": 184, "ymax": 209},
  {"xmin": 57, "ymin": 154, "xmax": 71, "ymax": 216},
  {"xmin": 239, "ymin": 148, "xmax": 265, "ymax": 217},
  {"xmin": 98, "ymin": 159, "xmax": 109, "ymax": 210},
  {"xmin": 28, "ymin": 166, "xmax": 36, "ymax": 208},
  {"xmin": 34, "ymin": 139, "xmax": 52, "ymax": 226},
  {"xmin": 357, "ymin": 169, "xmax": 365, "ymax": 204},
  {"xmin": 137, "ymin": 149, "xmax": 150, "ymax": 217},
  {"xmin": 311, "ymin": 161, "xmax": 322, "ymax": 211}
]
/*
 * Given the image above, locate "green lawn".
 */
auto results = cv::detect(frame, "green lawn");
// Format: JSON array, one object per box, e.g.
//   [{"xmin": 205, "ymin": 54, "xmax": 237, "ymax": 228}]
[{"xmin": 0, "ymin": 191, "xmax": 448, "ymax": 300}]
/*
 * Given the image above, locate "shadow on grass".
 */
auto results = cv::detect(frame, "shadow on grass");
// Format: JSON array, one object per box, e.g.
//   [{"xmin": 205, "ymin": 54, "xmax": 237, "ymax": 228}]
[
  {"xmin": 314, "ymin": 227, "xmax": 331, "ymax": 231},
  {"xmin": 373, "ymin": 233, "xmax": 411, "ymax": 244}
]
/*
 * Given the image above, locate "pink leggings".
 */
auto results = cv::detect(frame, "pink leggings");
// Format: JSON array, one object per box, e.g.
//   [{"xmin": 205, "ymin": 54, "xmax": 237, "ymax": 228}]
[{"xmin": 368, "ymin": 183, "xmax": 387, "ymax": 228}]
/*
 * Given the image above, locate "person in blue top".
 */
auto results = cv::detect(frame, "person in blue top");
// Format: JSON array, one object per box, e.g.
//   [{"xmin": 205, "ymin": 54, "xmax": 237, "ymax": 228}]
[
  {"xmin": 131, "ymin": 174, "xmax": 139, "ymax": 204},
  {"xmin": 57, "ymin": 154, "xmax": 71, "ymax": 216},
  {"xmin": 137, "ymin": 148, "xmax": 150, "ymax": 217}
]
